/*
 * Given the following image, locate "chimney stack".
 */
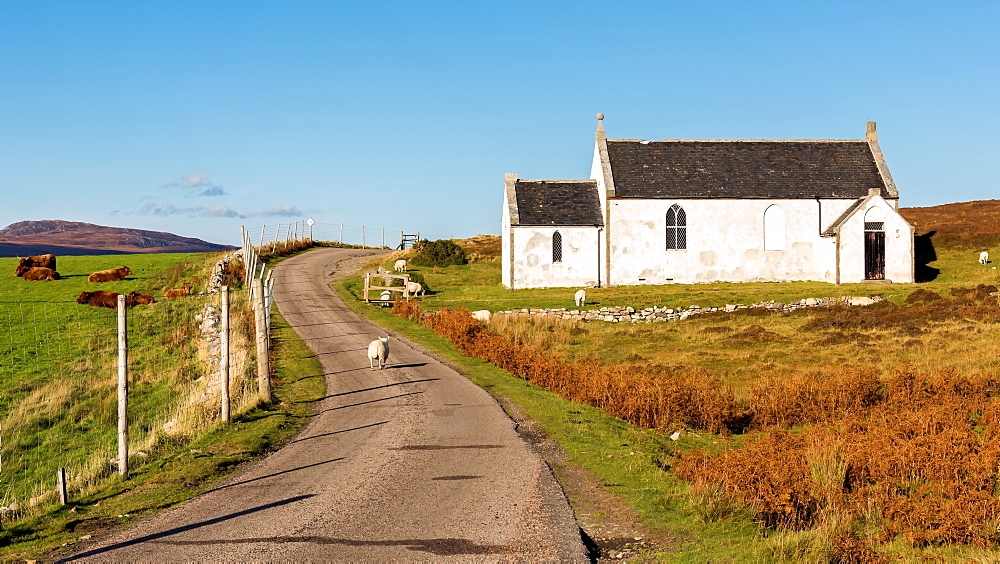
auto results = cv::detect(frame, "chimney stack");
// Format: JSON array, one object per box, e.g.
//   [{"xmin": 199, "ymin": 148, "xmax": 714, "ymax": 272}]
[{"xmin": 866, "ymin": 121, "xmax": 877, "ymax": 141}]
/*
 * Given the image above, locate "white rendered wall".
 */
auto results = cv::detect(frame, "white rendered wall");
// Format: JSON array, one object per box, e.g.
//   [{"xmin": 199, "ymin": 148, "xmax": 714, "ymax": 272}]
[
  {"xmin": 507, "ymin": 226, "xmax": 601, "ymax": 289},
  {"xmin": 605, "ymin": 198, "xmax": 855, "ymax": 285},
  {"xmin": 501, "ymin": 195, "xmax": 512, "ymax": 288},
  {"xmin": 836, "ymin": 197, "xmax": 914, "ymax": 283}
]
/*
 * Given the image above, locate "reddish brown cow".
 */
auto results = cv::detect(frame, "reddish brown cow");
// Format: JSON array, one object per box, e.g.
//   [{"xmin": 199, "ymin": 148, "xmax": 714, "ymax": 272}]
[
  {"xmin": 127, "ymin": 291, "xmax": 156, "ymax": 306},
  {"xmin": 20, "ymin": 267, "xmax": 60, "ymax": 281},
  {"xmin": 88, "ymin": 266, "xmax": 132, "ymax": 283},
  {"xmin": 14, "ymin": 254, "xmax": 57, "ymax": 277},
  {"xmin": 76, "ymin": 290, "xmax": 156, "ymax": 309},
  {"xmin": 164, "ymin": 285, "xmax": 192, "ymax": 299}
]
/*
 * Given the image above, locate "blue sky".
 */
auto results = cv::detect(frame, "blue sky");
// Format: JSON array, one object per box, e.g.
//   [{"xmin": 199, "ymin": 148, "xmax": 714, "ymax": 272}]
[{"xmin": 1, "ymin": 1, "xmax": 997, "ymax": 246}]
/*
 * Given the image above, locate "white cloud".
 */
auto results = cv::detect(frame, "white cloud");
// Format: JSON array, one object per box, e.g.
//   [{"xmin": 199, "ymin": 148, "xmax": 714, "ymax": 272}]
[
  {"xmin": 134, "ymin": 203, "xmax": 245, "ymax": 218},
  {"xmin": 160, "ymin": 170, "xmax": 228, "ymax": 197},
  {"xmin": 199, "ymin": 186, "xmax": 228, "ymax": 197},
  {"xmin": 258, "ymin": 205, "xmax": 303, "ymax": 217},
  {"xmin": 204, "ymin": 205, "xmax": 243, "ymax": 218},
  {"xmin": 183, "ymin": 171, "xmax": 212, "ymax": 189}
]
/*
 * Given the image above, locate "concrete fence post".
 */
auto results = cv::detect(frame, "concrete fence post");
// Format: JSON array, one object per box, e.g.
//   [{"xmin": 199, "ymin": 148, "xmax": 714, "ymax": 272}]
[{"xmin": 117, "ymin": 294, "xmax": 128, "ymax": 477}]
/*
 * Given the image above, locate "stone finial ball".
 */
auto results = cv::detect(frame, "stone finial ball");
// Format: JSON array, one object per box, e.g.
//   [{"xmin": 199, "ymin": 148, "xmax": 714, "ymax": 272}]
[{"xmin": 596, "ymin": 113, "xmax": 604, "ymax": 120}]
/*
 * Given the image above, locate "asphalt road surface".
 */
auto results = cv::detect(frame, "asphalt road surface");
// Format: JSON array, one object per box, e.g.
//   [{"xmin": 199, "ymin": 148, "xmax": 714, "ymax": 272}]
[{"xmin": 64, "ymin": 248, "xmax": 587, "ymax": 562}]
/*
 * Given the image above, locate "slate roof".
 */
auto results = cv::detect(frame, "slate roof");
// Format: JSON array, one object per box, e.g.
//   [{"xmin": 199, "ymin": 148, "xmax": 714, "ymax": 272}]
[
  {"xmin": 821, "ymin": 198, "xmax": 866, "ymax": 237},
  {"xmin": 606, "ymin": 140, "xmax": 889, "ymax": 199},
  {"xmin": 513, "ymin": 180, "xmax": 604, "ymax": 226}
]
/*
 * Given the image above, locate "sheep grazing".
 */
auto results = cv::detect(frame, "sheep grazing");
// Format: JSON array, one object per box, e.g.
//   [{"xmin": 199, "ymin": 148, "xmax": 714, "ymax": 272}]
[
  {"xmin": 470, "ymin": 310, "xmax": 491, "ymax": 323},
  {"xmin": 367, "ymin": 336, "xmax": 390, "ymax": 370},
  {"xmin": 20, "ymin": 267, "xmax": 60, "ymax": 281},
  {"xmin": 980, "ymin": 251, "xmax": 990, "ymax": 265},
  {"xmin": 164, "ymin": 285, "xmax": 192, "ymax": 299},
  {"xmin": 574, "ymin": 289, "xmax": 586, "ymax": 307},
  {"xmin": 380, "ymin": 290, "xmax": 392, "ymax": 301},
  {"xmin": 406, "ymin": 281, "xmax": 424, "ymax": 296},
  {"xmin": 88, "ymin": 266, "xmax": 132, "ymax": 283},
  {"xmin": 394, "ymin": 259, "xmax": 407, "ymax": 272}
]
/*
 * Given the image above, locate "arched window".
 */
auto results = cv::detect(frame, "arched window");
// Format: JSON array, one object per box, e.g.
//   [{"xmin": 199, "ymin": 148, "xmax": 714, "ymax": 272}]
[
  {"xmin": 552, "ymin": 230, "xmax": 563, "ymax": 263},
  {"xmin": 763, "ymin": 204, "xmax": 786, "ymax": 251},
  {"xmin": 864, "ymin": 207, "xmax": 885, "ymax": 232},
  {"xmin": 666, "ymin": 204, "xmax": 686, "ymax": 250}
]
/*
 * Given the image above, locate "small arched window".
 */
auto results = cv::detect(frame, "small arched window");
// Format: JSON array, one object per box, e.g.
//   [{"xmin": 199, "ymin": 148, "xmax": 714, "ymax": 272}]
[
  {"xmin": 552, "ymin": 230, "xmax": 563, "ymax": 263},
  {"xmin": 763, "ymin": 205, "xmax": 786, "ymax": 251},
  {"xmin": 666, "ymin": 204, "xmax": 687, "ymax": 250},
  {"xmin": 864, "ymin": 207, "xmax": 885, "ymax": 232}
]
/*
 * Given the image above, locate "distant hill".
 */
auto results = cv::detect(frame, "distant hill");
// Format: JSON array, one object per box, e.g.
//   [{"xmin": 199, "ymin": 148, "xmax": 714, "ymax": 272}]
[
  {"xmin": 899, "ymin": 200, "xmax": 1000, "ymax": 249},
  {"xmin": 0, "ymin": 220, "xmax": 237, "ymax": 257}
]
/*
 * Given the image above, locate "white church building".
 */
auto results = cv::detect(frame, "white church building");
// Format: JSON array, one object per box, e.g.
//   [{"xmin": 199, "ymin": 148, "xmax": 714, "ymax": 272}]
[{"xmin": 502, "ymin": 115, "xmax": 914, "ymax": 289}]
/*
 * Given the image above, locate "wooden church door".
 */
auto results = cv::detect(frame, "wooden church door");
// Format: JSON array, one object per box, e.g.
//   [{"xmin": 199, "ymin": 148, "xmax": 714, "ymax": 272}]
[{"xmin": 864, "ymin": 228, "xmax": 885, "ymax": 280}]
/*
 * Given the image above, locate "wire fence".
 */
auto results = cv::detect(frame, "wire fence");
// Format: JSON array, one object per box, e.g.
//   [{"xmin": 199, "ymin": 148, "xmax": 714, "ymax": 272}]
[
  {"xmin": 244, "ymin": 220, "xmax": 419, "ymax": 250},
  {"xmin": 0, "ymin": 288, "xmax": 259, "ymax": 516}
]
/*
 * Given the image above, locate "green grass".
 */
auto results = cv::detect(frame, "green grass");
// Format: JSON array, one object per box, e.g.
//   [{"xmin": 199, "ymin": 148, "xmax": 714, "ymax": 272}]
[
  {"xmin": 0, "ymin": 253, "xmax": 218, "ymax": 302},
  {"xmin": 1, "ymin": 310, "xmax": 326, "ymax": 561},
  {"xmin": 0, "ymin": 252, "xmax": 253, "ymax": 530}
]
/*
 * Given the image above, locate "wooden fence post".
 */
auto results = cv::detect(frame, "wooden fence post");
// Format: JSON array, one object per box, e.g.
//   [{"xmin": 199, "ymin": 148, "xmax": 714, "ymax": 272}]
[
  {"xmin": 253, "ymin": 278, "xmax": 272, "ymax": 403},
  {"xmin": 340, "ymin": 223, "xmax": 344, "ymax": 244},
  {"xmin": 221, "ymin": 286, "xmax": 231, "ymax": 423},
  {"xmin": 57, "ymin": 467, "xmax": 67, "ymax": 505},
  {"xmin": 117, "ymin": 294, "xmax": 128, "ymax": 477}
]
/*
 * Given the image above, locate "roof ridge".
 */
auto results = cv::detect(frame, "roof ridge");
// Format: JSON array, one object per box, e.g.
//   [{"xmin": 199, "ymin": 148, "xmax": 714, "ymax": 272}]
[
  {"xmin": 516, "ymin": 179, "xmax": 597, "ymax": 184},
  {"xmin": 608, "ymin": 138, "xmax": 868, "ymax": 143}
]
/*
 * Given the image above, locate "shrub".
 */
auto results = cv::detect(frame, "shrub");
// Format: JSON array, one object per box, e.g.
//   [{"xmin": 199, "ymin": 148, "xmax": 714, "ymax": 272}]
[{"xmin": 410, "ymin": 239, "xmax": 467, "ymax": 267}]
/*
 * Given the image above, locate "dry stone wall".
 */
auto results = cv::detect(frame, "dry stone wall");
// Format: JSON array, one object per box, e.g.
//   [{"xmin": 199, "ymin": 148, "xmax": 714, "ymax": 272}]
[{"xmin": 493, "ymin": 296, "xmax": 883, "ymax": 323}]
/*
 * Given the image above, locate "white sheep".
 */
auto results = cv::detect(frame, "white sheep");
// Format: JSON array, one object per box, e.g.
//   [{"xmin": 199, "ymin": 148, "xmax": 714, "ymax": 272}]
[
  {"xmin": 574, "ymin": 289, "xmax": 586, "ymax": 307},
  {"xmin": 980, "ymin": 251, "xmax": 990, "ymax": 265},
  {"xmin": 367, "ymin": 336, "xmax": 389, "ymax": 370},
  {"xmin": 406, "ymin": 281, "xmax": 424, "ymax": 296},
  {"xmin": 394, "ymin": 259, "xmax": 407, "ymax": 272},
  {"xmin": 380, "ymin": 290, "xmax": 392, "ymax": 301},
  {"xmin": 470, "ymin": 310, "xmax": 491, "ymax": 323}
]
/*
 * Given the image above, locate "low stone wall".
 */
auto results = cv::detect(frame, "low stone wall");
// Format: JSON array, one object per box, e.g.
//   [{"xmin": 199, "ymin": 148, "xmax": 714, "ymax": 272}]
[{"xmin": 493, "ymin": 295, "xmax": 883, "ymax": 324}]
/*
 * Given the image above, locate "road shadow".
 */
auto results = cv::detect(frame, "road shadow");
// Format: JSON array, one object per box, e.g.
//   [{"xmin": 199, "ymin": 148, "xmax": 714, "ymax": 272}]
[
  {"xmin": 288, "ymin": 421, "xmax": 389, "ymax": 444},
  {"xmin": 59, "ymin": 495, "xmax": 317, "ymax": 562},
  {"xmin": 315, "ymin": 378, "xmax": 439, "ymax": 400},
  {"xmin": 320, "ymin": 392, "xmax": 424, "ymax": 413},
  {"xmin": 204, "ymin": 458, "xmax": 346, "ymax": 493}
]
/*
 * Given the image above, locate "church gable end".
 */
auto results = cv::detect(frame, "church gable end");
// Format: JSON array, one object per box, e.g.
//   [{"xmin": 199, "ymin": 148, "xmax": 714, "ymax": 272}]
[
  {"xmin": 513, "ymin": 180, "xmax": 604, "ymax": 226},
  {"xmin": 606, "ymin": 140, "xmax": 887, "ymax": 200}
]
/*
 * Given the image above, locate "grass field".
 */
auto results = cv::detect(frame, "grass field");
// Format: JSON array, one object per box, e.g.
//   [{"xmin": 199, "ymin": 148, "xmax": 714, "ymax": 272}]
[
  {"xmin": 0, "ymin": 253, "xmax": 215, "ymax": 302},
  {"xmin": 338, "ymin": 235, "xmax": 1000, "ymax": 560},
  {"xmin": 0, "ymin": 247, "xmax": 329, "ymax": 560},
  {"xmin": 0, "ymin": 251, "xmax": 256, "ymax": 518}
]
